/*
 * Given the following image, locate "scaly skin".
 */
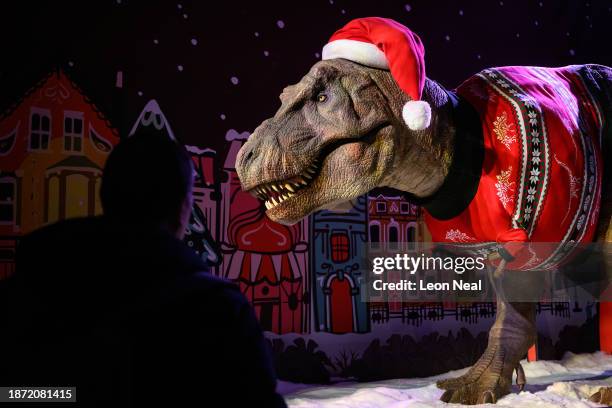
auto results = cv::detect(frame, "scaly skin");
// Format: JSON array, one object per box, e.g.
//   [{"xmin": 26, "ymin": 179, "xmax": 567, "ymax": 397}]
[
  {"xmin": 437, "ymin": 301, "xmax": 536, "ymax": 404},
  {"xmin": 235, "ymin": 59, "xmax": 612, "ymax": 405}
]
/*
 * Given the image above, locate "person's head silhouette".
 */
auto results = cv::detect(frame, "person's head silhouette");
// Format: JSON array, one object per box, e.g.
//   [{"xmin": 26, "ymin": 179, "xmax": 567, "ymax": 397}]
[{"xmin": 100, "ymin": 128, "xmax": 194, "ymax": 239}]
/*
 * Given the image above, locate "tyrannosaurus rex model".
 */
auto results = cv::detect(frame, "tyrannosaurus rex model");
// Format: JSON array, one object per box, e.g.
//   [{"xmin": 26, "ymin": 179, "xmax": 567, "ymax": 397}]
[{"xmin": 236, "ymin": 17, "xmax": 612, "ymax": 405}]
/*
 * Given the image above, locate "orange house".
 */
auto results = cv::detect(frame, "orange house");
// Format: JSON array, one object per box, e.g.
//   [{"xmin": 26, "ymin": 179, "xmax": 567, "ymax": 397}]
[{"xmin": 0, "ymin": 69, "xmax": 119, "ymax": 277}]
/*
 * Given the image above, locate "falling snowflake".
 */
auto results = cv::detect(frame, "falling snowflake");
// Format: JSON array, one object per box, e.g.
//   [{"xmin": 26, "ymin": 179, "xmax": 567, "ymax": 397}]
[
  {"xmin": 263, "ymin": 50, "xmax": 269, "ymax": 56},
  {"xmin": 137, "ymin": 91, "xmax": 143, "ymax": 96},
  {"xmin": 254, "ymin": 32, "xmax": 259, "ymax": 37},
  {"xmin": 569, "ymin": 49, "xmax": 575, "ymax": 56},
  {"xmin": 459, "ymin": 9, "xmax": 464, "ymax": 16},
  {"xmin": 405, "ymin": 4, "xmax": 412, "ymax": 12},
  {"xmin": 153, "ymin": 39, "xmax": 159, "ymax": 45},
  {"xmin": 220, "ymin": 114, "xmax": 226, "ymax": 120},
  {"xmin": 341, "ymin": 9, "xmax": 346, "ymax": 14},
  {"xmin": 230, "ymin": 77, "xmax": 239, "ymax": 85},
  {"xmin": 445, "ymin": 229, "xmax": 475, "ymax": 243},
  {"xmin": 495, "ymin": 166, "xmax": 515, "ymax": 208},
  {"xmin": 315, "ymin": 52, "xmax": 320, "ymax": 58},
  {"xmin": 277, "ymin": 20, "xmax": 285, "ymax": 29},
  {"xmin": 177, "ymin": 65, "xmax": 184, "ymax": 72},
  {"xmin": 191, "ymin": 38, "xmax": 198, "ymax": 46},
  {"xmin": 183, "ymin": 13, "xmax": 188, "ymax": 19},
  {"xmin": 445, "ymin": 35, "xmax": 450, "ymax": 41},
  {"xmin": 492, "ymin": 112, "xmax": 517, "ymax": 149},
  {"xmin": 68, "ymin": 61, "xmax": 74, "ymax": 67}
]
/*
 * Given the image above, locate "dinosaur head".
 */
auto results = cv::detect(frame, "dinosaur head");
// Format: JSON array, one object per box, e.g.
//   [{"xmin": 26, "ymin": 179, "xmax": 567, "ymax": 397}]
[{"xmin": 236, "ymin": 58, "xmax": 441, "ymax": 225}]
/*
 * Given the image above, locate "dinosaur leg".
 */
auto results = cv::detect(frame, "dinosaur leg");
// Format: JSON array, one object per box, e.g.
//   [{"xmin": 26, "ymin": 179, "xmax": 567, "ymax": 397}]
[
  {"xmin": 588, "ymin": 215, "xmax": 612, "ymax": 404},
  {"xmin": 437, "ymin": 300, "xmax": 536, "ymax": 404},
  {"xmin": 588, "ymin": 69, "xmax": 612, "ymax": 404}
]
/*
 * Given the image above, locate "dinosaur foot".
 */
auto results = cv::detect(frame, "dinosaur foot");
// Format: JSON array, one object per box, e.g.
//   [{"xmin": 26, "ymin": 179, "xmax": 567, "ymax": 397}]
[
  {"xmin": 437, "ymin": 345, "xmax": 526, "ymax": 405},
  {"xmin": 589, "ymin": 387, "xmax": 612, "ymax": 405}
]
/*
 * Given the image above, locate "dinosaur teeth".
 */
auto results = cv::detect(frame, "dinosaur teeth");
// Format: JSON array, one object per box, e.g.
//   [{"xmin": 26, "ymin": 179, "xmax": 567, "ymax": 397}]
[
  {"xmin": 271, "ymin": 184, "xmax": 279, "ymax": 192},
  {"xmin": 265, "ymin": 201, "xmax": 272, "ymax": 210},
  {"xmin": 285, "ymin": 183, "xmax": 295, "ymax": 193}
]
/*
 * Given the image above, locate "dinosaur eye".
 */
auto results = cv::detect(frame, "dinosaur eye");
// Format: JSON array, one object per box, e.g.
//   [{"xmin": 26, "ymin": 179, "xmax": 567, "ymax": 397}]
[{"xmin": 317, "ymin": 93, "xmax": 328, "ymax": 103}]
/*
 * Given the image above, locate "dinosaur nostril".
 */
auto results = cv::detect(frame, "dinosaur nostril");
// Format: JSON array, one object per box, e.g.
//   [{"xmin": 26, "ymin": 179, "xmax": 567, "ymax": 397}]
[{"xmin": 245, "ymin": 151, "xmax": 254, "ymax": 161}]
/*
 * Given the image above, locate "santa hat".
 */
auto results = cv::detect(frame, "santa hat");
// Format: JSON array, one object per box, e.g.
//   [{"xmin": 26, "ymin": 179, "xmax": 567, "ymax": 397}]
[{"xmin": 322, "ymin": 17, "xmax": 430, "ymax": 130}]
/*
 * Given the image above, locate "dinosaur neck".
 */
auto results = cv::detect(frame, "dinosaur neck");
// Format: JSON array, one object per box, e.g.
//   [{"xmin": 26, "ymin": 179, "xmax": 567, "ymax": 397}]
[{"xmin": 385, "ymin": 79, "xmax": 484, "ymax": 219}]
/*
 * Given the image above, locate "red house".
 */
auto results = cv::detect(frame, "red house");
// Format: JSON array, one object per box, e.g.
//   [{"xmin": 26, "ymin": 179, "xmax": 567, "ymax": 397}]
[{"xmin": 0, "ymin": 69, "xmax": 119, "ymax": 278}]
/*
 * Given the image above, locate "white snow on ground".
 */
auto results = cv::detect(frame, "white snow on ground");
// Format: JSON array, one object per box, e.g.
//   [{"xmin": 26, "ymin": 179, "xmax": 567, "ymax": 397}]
[{"xmin": 280, "ymin": 352, "xmax": 612, "ymax": 407}]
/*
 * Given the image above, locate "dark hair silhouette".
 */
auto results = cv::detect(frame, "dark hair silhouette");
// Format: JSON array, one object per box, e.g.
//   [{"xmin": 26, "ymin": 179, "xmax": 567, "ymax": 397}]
[{"xmin": 101, "ymin": 128, "xmax": 193, "ymax": 225}]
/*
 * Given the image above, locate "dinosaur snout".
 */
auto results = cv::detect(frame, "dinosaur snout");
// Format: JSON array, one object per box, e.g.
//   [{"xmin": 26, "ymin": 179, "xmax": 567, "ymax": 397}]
[
  {"xmin": 237, "ymin": 140, "xmax": 256, "ymax": 169},
  {"xmin": 235, "ymin": 140, "xmax": 256, "ymax": 186}
]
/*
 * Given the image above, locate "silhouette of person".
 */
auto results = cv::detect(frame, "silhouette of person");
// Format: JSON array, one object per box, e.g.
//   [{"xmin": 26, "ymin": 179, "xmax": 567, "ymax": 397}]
[{"xmin": 0, "ymin": 128, "xmax": 287, "ymax": 407}]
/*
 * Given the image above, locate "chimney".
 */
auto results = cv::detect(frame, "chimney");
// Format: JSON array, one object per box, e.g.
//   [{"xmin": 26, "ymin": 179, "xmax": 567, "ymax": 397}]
[{"xmin": 112, "ymin": 70, "xmax": 126, "ymax": 138}]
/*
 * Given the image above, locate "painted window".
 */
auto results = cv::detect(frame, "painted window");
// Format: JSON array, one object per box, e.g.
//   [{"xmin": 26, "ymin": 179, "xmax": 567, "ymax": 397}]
[
  {"xmin": 406, "ymin": 224, "xmax": 417, "ymax": 251},
  {"xmin": 64, "ymin": 112, "xmax": 84, "ymax": 152},
  {"xmin": 0, "ymin": 178, "xmax": 15, "ymax": 224},
  {"xmin": 400, "ymin": 201, "xmax": 410, "ymax": 214},
  {"xmin": 389, "ymin": 225, "xmax": 399, "ymax": 250},
  {"xmin": 30, "ymin": 108, "xmax": 51, "ymax": 150},
  {"xmin": 369, "ymin": 223, "xmax": 381, "ymax": 250},
  {"xmin": 330, "ymin": 232, "xmax": 350, "ymax": 263},
  {"xmin": 376, "ymin": 201, "xmax": 386, "ymax": 213}
]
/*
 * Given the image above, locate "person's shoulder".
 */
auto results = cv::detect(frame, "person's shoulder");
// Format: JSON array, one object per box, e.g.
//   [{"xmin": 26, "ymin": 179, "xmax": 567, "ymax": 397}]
[
  {"xmin": 18, "ymin": 217, "xmax": 105, "ymax": 253},
  {"xmin": 186, "ymin": 272, "xmax": 243, "ymax": 297}
]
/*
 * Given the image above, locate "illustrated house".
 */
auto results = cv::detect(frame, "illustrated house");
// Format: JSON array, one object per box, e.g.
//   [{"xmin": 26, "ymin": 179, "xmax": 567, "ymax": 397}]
[
  {"xmin": 0, "ymin": 69, "xmax": 119, "ymax": 278},
  {"xmin": 187, "ymin": 144, "xmax": 221, "ymax": 268},
  {"xmin": 218, "ymin": 131, "xmax": 310, "ymax": 334},
  {"xmin": 367, "ymin": 194, "xmax": 425, "ymax": 320},
  {"xmin": 129, "ymin": 99, "xmax": 222, "ymax": 268},
  {"xmin": 311, "ymin": 197, "xmax": 370, "ymax": 333}
]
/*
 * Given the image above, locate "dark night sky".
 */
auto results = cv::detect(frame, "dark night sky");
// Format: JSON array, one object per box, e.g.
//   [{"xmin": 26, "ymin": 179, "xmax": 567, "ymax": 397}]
[{"xmin": 1, "ymin": 0, "xmax": 611, "ymax": 158}]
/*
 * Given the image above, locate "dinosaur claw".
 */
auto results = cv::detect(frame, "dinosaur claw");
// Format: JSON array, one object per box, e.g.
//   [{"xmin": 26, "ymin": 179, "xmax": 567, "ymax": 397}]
[
  {"xmin": 440, "ymin": 389, "xmax": 453, "ymax": 403},
  {"xmin": 589, "ymin": 386, "xmax": 612, "ymax": 404},
  {"xmin": 515, "ymin": 362, "xmax": 526, "ymax": 392},
  {"xmin": 478, "ymin": 390, "xmax": 497, "ymax": 404}
]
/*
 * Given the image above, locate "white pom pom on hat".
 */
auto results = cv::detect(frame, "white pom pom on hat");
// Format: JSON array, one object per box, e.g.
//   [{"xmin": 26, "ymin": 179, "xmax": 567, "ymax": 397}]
[
  {"xmin": 402, "ymin": 100, "xmax": 431, "ymax": 131},
  {"xmin": 321, "ymin": 17, "xmax": 431, "ymax": 130}
]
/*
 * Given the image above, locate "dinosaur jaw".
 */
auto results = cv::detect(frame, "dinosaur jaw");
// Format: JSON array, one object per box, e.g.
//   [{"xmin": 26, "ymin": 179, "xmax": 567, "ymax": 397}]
[
  {"xmin": 251, "ymin": 167, "xmax": 317, "ymax": 211},
  {"xmin": 247, "ymin": 123, "xmax": 393, "ymax": 225}
]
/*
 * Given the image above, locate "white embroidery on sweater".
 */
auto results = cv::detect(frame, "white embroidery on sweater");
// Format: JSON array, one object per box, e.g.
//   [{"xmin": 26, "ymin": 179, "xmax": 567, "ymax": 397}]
[
  {"xmin": 495, "ymin": 166, "xmax": 515, "ymax": 209},
  {"xmin": 445, "ymin": 229, "xmax": 475, "ymax": 243}
]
